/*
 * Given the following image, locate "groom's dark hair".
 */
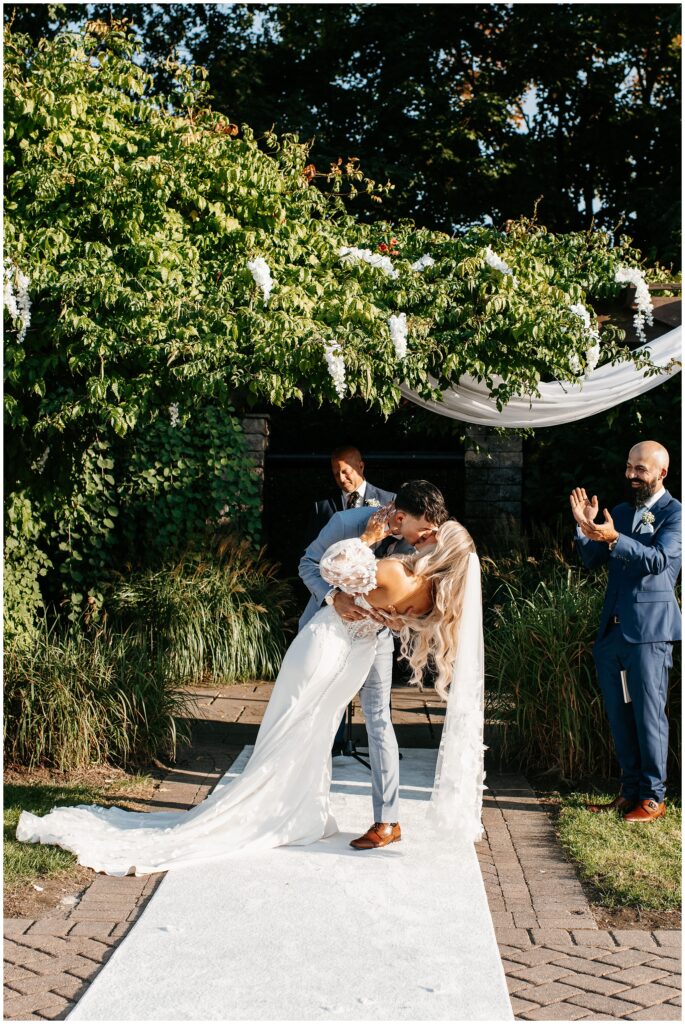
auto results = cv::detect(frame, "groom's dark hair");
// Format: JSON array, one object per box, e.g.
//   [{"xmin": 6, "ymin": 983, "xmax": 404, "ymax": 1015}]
[{"xmin": 395, "ymin": 480, "xmax": 449, "ymax": 525}]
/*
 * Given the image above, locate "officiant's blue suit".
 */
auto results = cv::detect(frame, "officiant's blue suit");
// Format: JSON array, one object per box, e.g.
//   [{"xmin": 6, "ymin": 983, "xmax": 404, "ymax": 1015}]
[{"xmin": 577, "ymin": 491, "xmax": 681, "ymax": 802}]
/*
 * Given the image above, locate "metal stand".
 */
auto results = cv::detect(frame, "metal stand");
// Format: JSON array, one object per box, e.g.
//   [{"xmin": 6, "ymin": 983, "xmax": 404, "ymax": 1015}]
[
  {"xmin": 340, "ymin": 697, "xmax": 402, "ymax": 768},
  {"xmin": 342, "ymin": 700, "xmax": 371, "ymax": 770}
]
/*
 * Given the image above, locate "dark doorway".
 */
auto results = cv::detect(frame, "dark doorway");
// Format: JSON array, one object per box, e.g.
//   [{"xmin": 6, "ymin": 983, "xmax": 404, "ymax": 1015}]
[{"xmin": 261, "ymin": 399, "xmax": 466, "ymax": 592}]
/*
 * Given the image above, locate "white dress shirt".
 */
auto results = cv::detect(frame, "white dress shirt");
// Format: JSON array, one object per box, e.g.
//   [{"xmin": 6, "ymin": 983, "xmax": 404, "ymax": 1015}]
[
  {"xmin": 341, "ymin": 479, "xmax": 367, "ymax": 509},
  {"xmin": 631, "ymin": 486, "xmax": 665, "ymax": 532}
]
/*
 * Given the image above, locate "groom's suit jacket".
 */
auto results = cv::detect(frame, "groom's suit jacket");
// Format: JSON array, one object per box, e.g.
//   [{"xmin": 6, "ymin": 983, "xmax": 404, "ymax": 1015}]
[
  {"xmin": 298, "ymin": 506, "xmax": 414, "ymax": 632},
  {"xmin": 306, "ymin": 481, "xmax": 395, "ymax": 548},
  {"xmin": 576, "ymin": 490, "xmax": 682, "ymax": 644}
]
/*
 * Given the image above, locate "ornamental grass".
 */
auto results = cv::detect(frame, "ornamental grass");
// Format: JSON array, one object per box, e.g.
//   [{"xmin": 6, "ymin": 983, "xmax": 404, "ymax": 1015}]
[
  {"xmin": 107, "ymin": 540, "xmax": 296, "ymax": 685},
  {"xmin": 4, "ymin": 627, "xmax": 191, "ymax": 772}
]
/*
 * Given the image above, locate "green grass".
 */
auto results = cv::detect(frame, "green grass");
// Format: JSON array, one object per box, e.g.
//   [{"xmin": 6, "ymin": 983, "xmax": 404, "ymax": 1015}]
[
  {"xmin": 4, "ymin": 775, "xmax": 153, "ymax": 895},
  {"xmin": 557, "ymin": 792, "xmax": 682, "ymax": 911}
]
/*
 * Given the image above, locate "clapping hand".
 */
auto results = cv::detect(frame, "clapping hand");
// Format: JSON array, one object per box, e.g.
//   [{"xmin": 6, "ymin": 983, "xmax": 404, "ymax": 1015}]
[
  {"xmin": 579, "ymin": 508, "xmax": 619, "ymax": 544},
  {"xmin": 569, "ymin": 487, "xmax": 599, "ymax": 529}
]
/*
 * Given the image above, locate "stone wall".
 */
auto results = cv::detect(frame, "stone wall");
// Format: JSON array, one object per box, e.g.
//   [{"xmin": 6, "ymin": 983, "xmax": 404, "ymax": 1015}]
[
  {"xmin": 463, "ymin": 426, "xmax": 522, "ymax": 543},
  {"xmin": 241, "ymin": 414, "xmax": 270, "ymax": 506}
]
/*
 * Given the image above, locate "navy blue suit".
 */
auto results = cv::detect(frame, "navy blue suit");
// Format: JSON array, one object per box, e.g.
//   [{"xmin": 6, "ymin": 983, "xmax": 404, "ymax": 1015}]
[
  {"xmin": 305, "ymin": 482, "xmax": 395, "ymax": 547},
  {"xmin": 577, "ymin": 490, "xmax": 681, "ymax": 802}
]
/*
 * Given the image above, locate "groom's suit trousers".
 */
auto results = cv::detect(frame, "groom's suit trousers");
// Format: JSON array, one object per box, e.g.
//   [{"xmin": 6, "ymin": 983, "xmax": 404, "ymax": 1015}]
[{"xmin": 358, "ymin": 631, "xmax": 399, "ymax": 821}]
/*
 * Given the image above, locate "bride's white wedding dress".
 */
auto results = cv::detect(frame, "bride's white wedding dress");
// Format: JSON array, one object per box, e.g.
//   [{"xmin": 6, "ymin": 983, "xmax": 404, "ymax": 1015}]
[{"xmin": 17, "ymin": 540, "xmax": 485, "ymax": 876}]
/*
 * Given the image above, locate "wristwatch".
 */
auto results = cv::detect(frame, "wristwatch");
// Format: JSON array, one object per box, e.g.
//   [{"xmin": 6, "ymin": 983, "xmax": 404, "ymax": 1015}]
[
  {"xmin": 608, "ymin": 537, "xmax": 619, "ymax": 552},
  {"xmin": 324, "ymin": 589, "xmax": 339, "ymax": 607}
]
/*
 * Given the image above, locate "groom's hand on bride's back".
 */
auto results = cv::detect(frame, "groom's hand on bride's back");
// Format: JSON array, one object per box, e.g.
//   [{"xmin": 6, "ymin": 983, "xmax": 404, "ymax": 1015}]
[{"xmin": 332, "ymin": 591, "xmax": 385, "ymax": 624}]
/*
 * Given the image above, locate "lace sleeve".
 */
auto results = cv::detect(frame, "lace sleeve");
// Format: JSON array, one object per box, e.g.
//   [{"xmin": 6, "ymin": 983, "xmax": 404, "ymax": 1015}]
[{"xmin": 320, "ymin": 538, "xmax": 377, "ymax": 594}]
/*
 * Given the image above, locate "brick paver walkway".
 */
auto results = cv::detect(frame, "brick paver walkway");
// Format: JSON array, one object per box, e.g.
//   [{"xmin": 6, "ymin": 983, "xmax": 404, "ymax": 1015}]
[{"xmin": 4, "ymin": 684, "xmax": 681, "ymax": 1021}]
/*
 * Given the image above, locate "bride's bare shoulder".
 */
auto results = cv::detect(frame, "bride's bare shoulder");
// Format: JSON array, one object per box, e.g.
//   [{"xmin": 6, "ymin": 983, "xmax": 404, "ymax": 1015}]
[{"xmin": 373, "ymin": 557, "xmax": 412, "ymax": 592}]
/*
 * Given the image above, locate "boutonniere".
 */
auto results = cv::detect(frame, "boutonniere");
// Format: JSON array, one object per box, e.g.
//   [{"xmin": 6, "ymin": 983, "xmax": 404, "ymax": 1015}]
[
  {"xmin": 365, "ymin": 498, "xmax": 381, "ymax": 507},
  {"xmin": 640, "ymin": 510, "xmax": 656, "ymax": 527}
]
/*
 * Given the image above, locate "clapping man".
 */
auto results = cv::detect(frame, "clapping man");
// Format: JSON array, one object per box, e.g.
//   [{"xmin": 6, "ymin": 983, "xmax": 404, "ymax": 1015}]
[{"xmin": 571, "ymin": 441, "xmax": 681, "ymax": 822}]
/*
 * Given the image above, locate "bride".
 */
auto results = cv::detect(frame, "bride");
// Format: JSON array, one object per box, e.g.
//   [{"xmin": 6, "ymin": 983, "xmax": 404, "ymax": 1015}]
[{"xmin": 17, "ymin": 514, "xmax": 484, "ymax": 876}]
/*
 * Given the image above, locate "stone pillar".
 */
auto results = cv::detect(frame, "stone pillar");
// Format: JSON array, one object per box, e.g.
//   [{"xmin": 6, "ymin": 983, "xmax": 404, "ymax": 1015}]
[
  {"xmin": 463, "ymin": 426, "xmax": 522, "ymax": 545},
  {"xmin": 241, "ymin": 414, "xmax": 270, "ymax": 507}
]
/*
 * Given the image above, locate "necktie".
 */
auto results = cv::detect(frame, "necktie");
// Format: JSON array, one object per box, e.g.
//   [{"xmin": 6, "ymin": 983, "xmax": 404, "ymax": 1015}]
[{"xmin": 347, "ymin": 491, "xmax": 360, "ymax": 509}]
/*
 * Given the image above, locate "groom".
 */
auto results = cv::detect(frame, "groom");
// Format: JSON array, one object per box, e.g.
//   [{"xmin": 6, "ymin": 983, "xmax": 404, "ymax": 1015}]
[{"xmin": 299, "ymin": 479, "xmax": 449, "ymax": 849}]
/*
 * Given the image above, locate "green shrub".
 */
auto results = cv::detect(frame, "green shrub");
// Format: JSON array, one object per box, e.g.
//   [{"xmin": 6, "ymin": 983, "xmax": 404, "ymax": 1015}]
[
  {"xmin": 106, "ymin": 539, "xmax": 296, "ymax": 684},
  {"xmin": 4, "ymin": 627, "xmax": 192, "ymax": 771},
  {"xmin": 486, "ymin": 562, "xmax": 613, "ymax": 778},
  {"xmin": 3, "ymin": 492, "xmax": 51, "ymax": 642}
]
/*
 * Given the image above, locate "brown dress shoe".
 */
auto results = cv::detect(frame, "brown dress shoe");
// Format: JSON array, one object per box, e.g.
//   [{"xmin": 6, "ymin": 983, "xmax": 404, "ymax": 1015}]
[
  {"xmin": 585, "ymin": 795, "xmax": 636, "ymax": 814},
  {"xmin": 623, "ymin": 799, "xmax": 666, "ymax": 823},
  {"xmin": 350, "ymin": 822, "xmax": 401, "ymax": 849}
]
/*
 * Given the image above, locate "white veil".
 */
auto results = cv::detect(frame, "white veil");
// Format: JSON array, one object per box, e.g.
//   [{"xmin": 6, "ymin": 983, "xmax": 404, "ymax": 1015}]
[{"xmin": 427, "ymin": 552, "xmax": 485, "ymax": 842}]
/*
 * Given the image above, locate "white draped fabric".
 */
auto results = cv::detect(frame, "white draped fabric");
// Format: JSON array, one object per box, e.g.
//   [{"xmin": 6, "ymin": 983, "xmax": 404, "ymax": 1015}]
[{"xmin": 400, "ymin": 326, "xmax": 681, "ymax": 428}]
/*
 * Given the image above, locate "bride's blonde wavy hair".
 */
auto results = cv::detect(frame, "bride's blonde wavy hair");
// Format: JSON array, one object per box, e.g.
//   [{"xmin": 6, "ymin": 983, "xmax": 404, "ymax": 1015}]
[{"xmin": 395, "ymin": 520, "xmax": 476, "ymax": 700}]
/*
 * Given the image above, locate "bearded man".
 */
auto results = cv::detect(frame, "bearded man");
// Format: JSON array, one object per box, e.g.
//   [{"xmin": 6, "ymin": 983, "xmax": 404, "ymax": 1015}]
[{"xmin": 571, "ymin": 441, "xmax": 681, "ymax": 823}]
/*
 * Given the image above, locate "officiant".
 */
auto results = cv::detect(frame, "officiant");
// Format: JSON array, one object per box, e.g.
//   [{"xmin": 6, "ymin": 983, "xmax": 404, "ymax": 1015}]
[{"xmin": 305, "ymin": 444, "xmax": 395, "ymax": 544}]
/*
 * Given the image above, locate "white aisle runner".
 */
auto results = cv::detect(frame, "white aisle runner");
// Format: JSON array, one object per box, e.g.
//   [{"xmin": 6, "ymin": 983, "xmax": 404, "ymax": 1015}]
[{"xmin": 69, "ymin": 748, "xmax": 512, "ymax": 1021}]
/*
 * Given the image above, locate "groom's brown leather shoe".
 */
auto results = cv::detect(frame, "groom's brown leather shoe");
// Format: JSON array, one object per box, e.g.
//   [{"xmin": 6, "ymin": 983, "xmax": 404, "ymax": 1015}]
[
  {"xmin": 623, "ymin": 799, "xmax": 666, "ymax": 823},
  {"xmin": 350, "ymin": 822, "xmax": 401, "ymax": 849},
  {"xmin": 585, "ymin": 795, "xmax": 636, "ymax": 814}
]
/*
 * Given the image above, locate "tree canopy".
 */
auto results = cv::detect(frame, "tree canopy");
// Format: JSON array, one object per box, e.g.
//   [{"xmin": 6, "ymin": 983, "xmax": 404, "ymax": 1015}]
[{"xmin": 7, "ymin": 3, "xmax": 680, "ymax": 264}]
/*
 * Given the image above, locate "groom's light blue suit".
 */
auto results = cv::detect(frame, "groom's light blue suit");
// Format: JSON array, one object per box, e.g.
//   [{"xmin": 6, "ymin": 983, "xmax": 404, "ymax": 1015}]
[
  {"xmin": 577, "ymin": 490, "xmax": 681, "ymax": 802},
  {"xmin": 299, "ymin": 507, "xmax": 411, "ymax": 822}
]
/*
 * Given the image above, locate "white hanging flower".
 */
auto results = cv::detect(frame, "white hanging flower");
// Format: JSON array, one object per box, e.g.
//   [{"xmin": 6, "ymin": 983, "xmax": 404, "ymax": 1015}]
[
  {"xmin": 247, "ymin": 257, "xmax": 273, "ymax": 305},
  {"xmin": 3, "ymin": 261, "xmax": 19, "ymax": 320},
  {"xmin": 411, "ymin": 254, "xmax": 435, "ymax": 272},
  {"xmin": 585, "ymin": 341, "xmax": 601, "ymax": 374},
  {"xmin": 31, "ymin": 446, "xmax": 50, "ymax": 475},
  {"xmin": 569, "ymin": 303, "xmax": 592, "ymax": 332},
  {"xmin": 4, "ymin": 258, "xmax": 31, "ymax": 343},
  {"xmin": 388, "ymin": 313, "xmax": 408, "ymax": 360},
  {"xmin": 339, "ymin": 246, "xmax": 399, "ymax": 280},
  {"xmin": 568, "ymin": 303, "xmax": 601, "ymax": 377},
  {"xmin": 323, "ymin": 341, "xmax": 346, "ymax": 398},
  {"xmin": 483, "ymin": 246, "xmax": 516, "ymax": 281},
  {"xmin": 169, "ymin": 403, "xmax": 180, "ymax": 428},
  {"xmin": 615, "ymin": 266, "xmax": 654, "ymax": 344}
]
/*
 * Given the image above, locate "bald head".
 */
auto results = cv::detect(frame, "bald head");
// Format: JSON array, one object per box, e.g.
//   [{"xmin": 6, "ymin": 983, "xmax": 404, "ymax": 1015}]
[
  {"xmin": 626, "ymin": 441, "xmax": 669, "ymax": 505},
  {"xmin": 629, "ymin": 441, "xmax": 669, "ymax": 471}
]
